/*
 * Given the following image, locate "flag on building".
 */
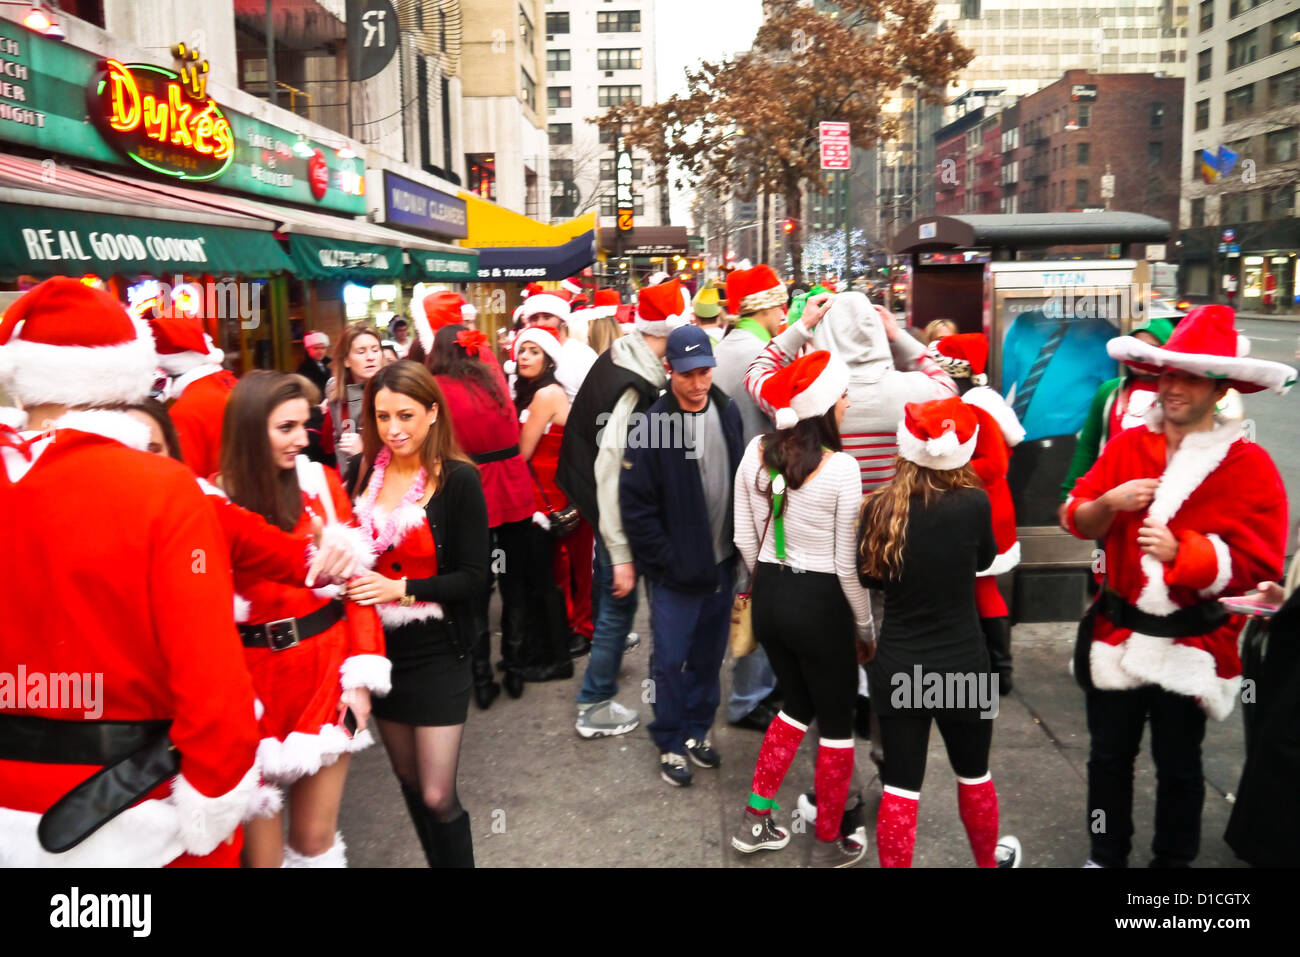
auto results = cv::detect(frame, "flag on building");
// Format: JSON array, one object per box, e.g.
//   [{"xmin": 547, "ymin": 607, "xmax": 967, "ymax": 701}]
[{"xmin": 1200, "ymin": 145, "xmax": 1240, "ymax": 183}]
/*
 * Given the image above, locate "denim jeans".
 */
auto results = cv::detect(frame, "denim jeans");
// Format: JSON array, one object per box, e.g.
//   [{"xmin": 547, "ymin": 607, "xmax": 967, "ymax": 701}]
[
  {"xmin": 727, "ymin": 646, "xmax": 779, "ymax": 722},
  {"xmin": 576, "ymin": 535, "xmax": 638, "ymax": 705}
]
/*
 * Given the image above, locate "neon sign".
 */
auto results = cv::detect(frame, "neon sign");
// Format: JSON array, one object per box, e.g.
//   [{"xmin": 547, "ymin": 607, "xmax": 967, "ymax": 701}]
[{"xmin": 88, "ymin": 44, "xmax": 234, "ymax": 182}]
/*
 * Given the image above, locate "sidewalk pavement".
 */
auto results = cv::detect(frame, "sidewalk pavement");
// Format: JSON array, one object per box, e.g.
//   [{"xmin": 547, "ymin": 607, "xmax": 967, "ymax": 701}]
[{"xmin": 341, "ymin": 601, "xmax": 1249, "ymax": 868}]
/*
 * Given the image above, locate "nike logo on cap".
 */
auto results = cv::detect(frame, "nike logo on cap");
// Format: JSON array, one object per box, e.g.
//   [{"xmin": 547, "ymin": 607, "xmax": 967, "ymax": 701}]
[{"xmin": 684, "ymin": 344, "xmax": 701, "ymax": 351}]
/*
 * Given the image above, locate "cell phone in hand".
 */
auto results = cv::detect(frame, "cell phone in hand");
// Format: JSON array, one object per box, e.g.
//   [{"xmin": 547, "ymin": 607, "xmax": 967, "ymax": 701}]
[
  {"xmin": 340, "ymin": 707, "xmax": 359, "ymax": 737},
  {"xmin": 1218, "ymin": 596, "xmax": 1280, "ymax": 618}
]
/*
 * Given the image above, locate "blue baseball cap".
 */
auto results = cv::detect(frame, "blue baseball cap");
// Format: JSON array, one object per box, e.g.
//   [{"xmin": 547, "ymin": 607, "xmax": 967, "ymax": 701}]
[{"xmin": 666, "ymin": 324, "xmax": 717, "ymax": 372}]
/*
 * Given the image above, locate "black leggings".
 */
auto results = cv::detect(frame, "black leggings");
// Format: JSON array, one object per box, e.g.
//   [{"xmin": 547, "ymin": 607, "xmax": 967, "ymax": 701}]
[
  {"xmin": 877, "ymin": 713, "xmax": 993, "ymax": 793},
  {"xmin": 751, "ymin": 564, "xmax": 856, "ymax": 740}
]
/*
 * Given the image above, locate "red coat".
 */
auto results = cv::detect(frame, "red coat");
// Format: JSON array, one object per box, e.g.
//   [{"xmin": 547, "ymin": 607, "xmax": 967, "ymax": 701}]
[
  {"xmin": 0, "ymin": 411, "xmax": 260, "ymax": 867},
  {"xmin": 233, "ymin": 460, "xmax": 389, "ymax": 784},
  {"xmin": 963, "ymin": 386, "xmax": 1024, "ymax": 576},
  {"xmin": 436, "ymin": 375, "xmax": 535, "ymax": 527},
  {"xmin": 1066, "ymin": 415, "xmax": 1288, "ymax": 720},
  {"xmin": 170, "ymin": 367, "xmax": 237, "ymax": 480}
]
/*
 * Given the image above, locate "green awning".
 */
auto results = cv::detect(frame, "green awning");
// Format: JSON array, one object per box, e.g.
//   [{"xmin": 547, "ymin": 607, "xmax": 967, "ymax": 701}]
[
  {"xmin": 0, "ymin": 202, "xmax": 292, "ymax": 278},
  {"xmin": 406, "ymin": 247, "xmax": 478, "ymax": 282},
  {"xmin": 287, "ymin": 233, "xmax": 406, "ymax": 281}
]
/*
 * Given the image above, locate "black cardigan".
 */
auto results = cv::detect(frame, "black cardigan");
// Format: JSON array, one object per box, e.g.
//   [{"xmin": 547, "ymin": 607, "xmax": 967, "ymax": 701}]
[{"xmin": 394, "ymin": 459, "xmax": 490, "ymax": 643}]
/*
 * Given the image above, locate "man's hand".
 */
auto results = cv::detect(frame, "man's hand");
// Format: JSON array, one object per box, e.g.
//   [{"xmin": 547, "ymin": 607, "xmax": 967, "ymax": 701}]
[
  {"xmin": 1137, "ymin": 517, "xmax": 1179, "ymax": 562},
  {"xmin": 337, "ymin": 432, "xmax": 363, "ymax": 456},
  {"xmin": 1103, "ymin": 478, "xmax": 1159, "ymax": 512},
  {"xmin": 798, "ymin": 292, "xmax": 834, "ymax": 332},
  {"xmin": 611, "ymin": 563, "xmax": 636, "ymax": 598},
  {"xmin": 304, "ymin": 516, "xmax": 356, "ymax": 588}
]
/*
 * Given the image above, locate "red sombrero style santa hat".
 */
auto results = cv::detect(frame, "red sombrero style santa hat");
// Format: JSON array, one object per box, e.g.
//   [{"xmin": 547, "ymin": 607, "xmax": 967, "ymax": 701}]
[
  {"xmin": 897, "ymin": 397, "xmax": 980, "ymax": 470},
  {"xmin": 0, "ymin": 276, "xmax": 157, "ymax": 407},
  {"xmin": 1107, "ymin": 304, "xmax": 1296, "ymax": 395}
]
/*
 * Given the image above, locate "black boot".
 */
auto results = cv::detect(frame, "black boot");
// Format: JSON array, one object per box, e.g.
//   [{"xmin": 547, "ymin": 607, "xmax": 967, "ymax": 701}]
[
  {"xmin": 399, "ymin": 784, "xmax": 440, "ymax": 868},
  {"xmin": 982, "ymin": 616, "xmax": 1013, "ymax": 694},
  {"xmin": 521, "ymin": 582, "xmax": 575, "ymax": 682},
  {"xmin": 500, "ymin": 595, "xmax": 527, "ymax": 698},
  {"xmin": 429, "ymin": 811, "xmax": 475, "ymax": 868},
  {"xmin": 471, "ymin": 588, "xmax": 500, "ymax": 708}
]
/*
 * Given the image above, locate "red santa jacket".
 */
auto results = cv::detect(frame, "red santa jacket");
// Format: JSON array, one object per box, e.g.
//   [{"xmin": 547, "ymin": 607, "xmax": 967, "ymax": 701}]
[
  {"xmin": 963, "ymin": 386, "xmax": 1024, "ymax": 577},
  {"xmin": 1066, "ymin": 413, "xmax": 1287, "ymax": 720},
  {"xmin": 0, "ymin": 411, "xmax": 260, "ymax": 866},
  {"xmin": 169, "ymin": 366, "xmax": 237, "ymax": 480}
]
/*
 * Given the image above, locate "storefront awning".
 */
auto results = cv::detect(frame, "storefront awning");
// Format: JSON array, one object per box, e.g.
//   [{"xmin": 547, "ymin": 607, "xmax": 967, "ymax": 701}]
[
  {"xmin": 473, "ymin": 231, "xmax": 598, "ymax": 282},
  {"xmin": 0, "ymin": 201, "xmax": 293, "ymax": 280},
  {"xmin": 459, "ymin": 193, "xmax": 594, "ymax": 248},
  {"xmin": 597, "ymin": 226, "xmax": 690, "ymax": 256},
  {"xmin": 407, "ymin": 248, "xmax": 479, "ymax": 283},
  {"xmin": 286, "ymin": 233, "xmax": 405, "ymax": 282}
]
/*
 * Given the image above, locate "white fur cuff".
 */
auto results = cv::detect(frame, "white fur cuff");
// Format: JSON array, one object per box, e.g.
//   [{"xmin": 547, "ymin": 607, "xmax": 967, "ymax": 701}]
[
  {"xmin": 315, "ymin": 522, "xmax": 378, "ymax": 576},
  {"xmin": 1198, "ymin": 533, "xmax": 1233, "ymax": 598},
  {"xmin": 340, "ymin": 654, "xmax": 392, "ymax": 696},
  {"xmin": 170, "ymin": 765, "xmax": 260, "ymax": 857}
]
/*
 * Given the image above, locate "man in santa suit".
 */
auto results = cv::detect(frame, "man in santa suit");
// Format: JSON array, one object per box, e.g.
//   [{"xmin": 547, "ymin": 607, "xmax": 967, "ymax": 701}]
[
  {"xmin": 1065, "ymin": 304, "xmax": 1296, "ymax": 868},
  {"xmin": 151, "ymin": 312, "xmax": 237, "ymax": 480},
  {"xmin": 929, "ymin": 333, "xmax": 1025, "ymax": 693},
  {"xmin": 0, "ymin": 277, "xmax": 261, "ymax": 867}
]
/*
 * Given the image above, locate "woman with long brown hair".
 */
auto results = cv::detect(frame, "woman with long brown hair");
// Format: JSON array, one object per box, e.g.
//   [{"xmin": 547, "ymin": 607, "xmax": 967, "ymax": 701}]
[
  {"xmin": 324, "ymin": 323, "xmax": 383, "ymax": 483},
  {"xmin": 858, "ymin": 396, "xmax": 1020, "ymax": 869},
  {"xmin": 345, "ymin": 360, "xmax": 489, "ymax": 867},
  {"xmin": 427, "ymin": 323, "xmax": 562, "ymax": 702},
  {"xmin": 219, "ymin": 371, "xmax": 389, "ymax": 868},
  {"xmin": 731, "ymin": 349, "xmax": 873, "ymax": 868}
]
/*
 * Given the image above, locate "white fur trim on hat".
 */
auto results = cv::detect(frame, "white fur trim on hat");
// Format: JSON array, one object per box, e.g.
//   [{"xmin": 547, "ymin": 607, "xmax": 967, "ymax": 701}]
[
  {"xmin": 785, "ymin": 354, "xmax": 849, "ymax": 426},
  {"xmin": 0, "ymin": 313, "xmax": 157, "ymax": 407},
  {"xmin": 896, "ymin": 420, "xmax": 979, "ymax": 470},
  {"xmin": 513, "ymin": 327, "xmax": 564, "ymax": 369},
  {"xmin": 157, "ymin": 335, "xmax": 225, "ymax": 377},
  {"xmin": 521, "ymin": 294, "xmax": 571, "ymax": 324},
  {"xmin": 963, "ymin": 386, "xmax": 1025, "ymax": 447},
  {"xmin": 635, "ymin": 287, "xmax": 693, "ymax": 338}
]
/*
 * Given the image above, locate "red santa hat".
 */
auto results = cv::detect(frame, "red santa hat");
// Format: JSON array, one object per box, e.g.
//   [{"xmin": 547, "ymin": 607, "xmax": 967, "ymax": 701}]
[
  {"xmin": 303, "ymin": 331, "xmax": 330, "ymax": 348},
  {"xmin": 520, "ymin": 293, "xmax": 572, "ymax": 326},
  {"xmin": 148, "ymin": 314, "xmax": 225, "ymax": 376},
  {"xmin": 635, "ymin": 278, "xmax": 690, "ymax": 337},
  {"xmin": 928, "ymin": 333, "xmax": 990, "ymax": 386},
  {"xmin": 583, "ymin": 288, "xmax": 621, "ymax": 321},
  {"xmin": 522, "ymin": 282, "xmax": 545, "ymax": 299},
  {"xmin": 1108, "ymin": 304, "xmax": 1296, "ymax": 395},
  {"xmin": 726, "ymin": 265, "xmax": 788, "ymax": 317},
  {"xmin": 0, "ymin": 276, "xmax": 158, "ymax": 407},
  {"xmin": 461, "ymin": 301, "xmax": 478, "ymax": 323},
  {"xmin": 897, "ymin": 397, "xmax": 980, "ymax": 470},
  {"xmin": 411, "ymin": 290, "xmax": 466, "ymax": 352},
  {"xmin": 558, "ymin": 277, "xmax": 583, "ymax": 301},
  {"xmin": 760, "ymin": 350, "xmax": 850, "ymax": 429},
  {"xmin": 503, "ymin": 326, "xmax": 564, "ymax": 375}
]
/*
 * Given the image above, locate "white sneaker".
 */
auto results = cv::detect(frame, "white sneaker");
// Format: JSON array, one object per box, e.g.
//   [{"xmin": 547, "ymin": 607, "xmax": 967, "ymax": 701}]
[
  {"xmin": 1083, "ymin": 858, "xmax": 1103, "ymax": 868},
  {"xmin": 625, "ymin": 631, "xmax": 640, "ymax": 652},
  {"xmin": 995, "ymin": 835, "xmax": 1022, "ymax": 868},
  {"xmin": 574, "ymin": 699, "xmax": 640, "ymax": 739}
]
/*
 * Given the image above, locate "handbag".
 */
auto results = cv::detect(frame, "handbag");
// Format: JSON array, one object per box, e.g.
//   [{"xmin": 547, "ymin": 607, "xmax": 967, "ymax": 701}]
[
  {"xmin": 730, "ymin": 506, "xmax": 775, "ymax": 659},
  {"xmin": 528, "ymin": 462, "xmax": 580, "ymax": 539}
]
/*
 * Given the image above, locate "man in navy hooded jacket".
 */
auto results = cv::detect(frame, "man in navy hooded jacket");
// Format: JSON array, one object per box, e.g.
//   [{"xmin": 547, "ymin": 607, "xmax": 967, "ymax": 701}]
[{"xmin": 620, "ymin": 325, "xmax": 744, "ymax": 787}]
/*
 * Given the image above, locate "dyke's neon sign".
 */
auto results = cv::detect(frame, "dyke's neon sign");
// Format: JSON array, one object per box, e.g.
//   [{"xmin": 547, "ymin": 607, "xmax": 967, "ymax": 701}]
[{"xmin": 89, "ymin": 44, "xmax": 234, "ymax": 182}]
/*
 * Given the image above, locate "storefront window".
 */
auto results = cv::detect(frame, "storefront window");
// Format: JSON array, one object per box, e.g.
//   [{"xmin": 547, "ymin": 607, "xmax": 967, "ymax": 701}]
[
  {"xmin": 467, "ymin": 154, "xmax": 496, "ymax": 201},
  {"xmin": 1242, "ymin": 256, "xmax": 1265, "ymax": 301}
]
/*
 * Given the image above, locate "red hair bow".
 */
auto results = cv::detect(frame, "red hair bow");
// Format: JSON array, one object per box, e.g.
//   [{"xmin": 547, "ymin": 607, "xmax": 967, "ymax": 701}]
[{"xmin": 456, "ymin": 328, "xmax": 487, "ymax": 356}]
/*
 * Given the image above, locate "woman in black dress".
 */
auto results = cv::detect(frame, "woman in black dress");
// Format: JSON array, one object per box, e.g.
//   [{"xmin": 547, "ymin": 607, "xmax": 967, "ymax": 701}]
[
  {"xmin": 859, "ymin": 397, "xmax": 1020, "ymax": 868},
  {"xmin": 345, "ymin": 361, "xmax": 489, "ymax": 868}
]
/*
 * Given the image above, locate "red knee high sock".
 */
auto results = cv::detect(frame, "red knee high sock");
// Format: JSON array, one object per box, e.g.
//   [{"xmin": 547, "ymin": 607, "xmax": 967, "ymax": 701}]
[
  {"xmin": 957, "ymin": 774, "xmax": 999, "ymax": 868},
  {"xmin": 747, "ymin": 712, "xmax": 808, "ymax": 812},
  {"xmin": 876, "ymin": 786, "xmax": 919, "ymax": 868},
  {"xmin": 813, "ymin": 739, "xmax": 855, "ymax": 843}
]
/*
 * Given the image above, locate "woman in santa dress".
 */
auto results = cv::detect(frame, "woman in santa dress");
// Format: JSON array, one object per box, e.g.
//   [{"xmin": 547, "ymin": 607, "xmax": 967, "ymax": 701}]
[
  {"xmin": 509, "ymin": 327, "xmax": 591, "ymax": 674},
  {"xmin": 344, "ymin": 361, "xmax": 489, "ymax": 868},
  {"xmin": 219, "ymin": 372, "xmax": 390, "ymax": 868}
]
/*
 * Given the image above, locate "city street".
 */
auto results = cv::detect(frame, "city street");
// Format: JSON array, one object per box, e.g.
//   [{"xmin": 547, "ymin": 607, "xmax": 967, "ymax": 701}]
[{"xmin": 341, "ymin": 620, "xmax": 1254, "ymax": 869}]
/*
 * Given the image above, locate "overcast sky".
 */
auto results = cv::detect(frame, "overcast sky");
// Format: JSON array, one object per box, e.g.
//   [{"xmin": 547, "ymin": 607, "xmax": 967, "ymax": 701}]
[{"xmin": 655, "ymin": 0, "xmax": 765, "ymax": 224}]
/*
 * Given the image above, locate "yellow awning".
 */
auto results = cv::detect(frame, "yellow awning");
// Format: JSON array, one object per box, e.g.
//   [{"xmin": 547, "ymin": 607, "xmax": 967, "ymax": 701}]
[{"xmin": 457, "ymin": 193, "xmax": 595, "ymax": 249}]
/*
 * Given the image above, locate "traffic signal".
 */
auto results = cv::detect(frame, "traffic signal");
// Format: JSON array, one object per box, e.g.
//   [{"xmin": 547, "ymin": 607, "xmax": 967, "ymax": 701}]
[{"xmin": 782, "ymin": 219, "xmax": 796, "ymax": 233}]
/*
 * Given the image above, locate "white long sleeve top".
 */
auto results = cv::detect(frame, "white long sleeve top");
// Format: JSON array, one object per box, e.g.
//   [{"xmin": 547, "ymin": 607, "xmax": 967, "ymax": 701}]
[{"xmin": 733, "ymin": 434, "xmax": 874, "ymax": 641}]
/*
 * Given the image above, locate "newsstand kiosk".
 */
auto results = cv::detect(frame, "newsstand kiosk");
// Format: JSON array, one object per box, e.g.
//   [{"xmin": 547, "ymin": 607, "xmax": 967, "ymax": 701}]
[{"xmin": 889, "ymin": 213, "xmax": 1171, "ymax": 621}]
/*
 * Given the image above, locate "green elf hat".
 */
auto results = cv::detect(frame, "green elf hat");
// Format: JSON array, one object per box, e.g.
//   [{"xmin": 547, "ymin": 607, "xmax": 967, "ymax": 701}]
[{"xmin": 788, "ymin": 284, "xmax": 833, "ymax": 323}]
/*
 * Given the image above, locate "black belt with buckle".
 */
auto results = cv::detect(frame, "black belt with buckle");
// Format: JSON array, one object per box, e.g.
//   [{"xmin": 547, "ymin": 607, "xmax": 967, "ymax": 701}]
[
  {"xmin": 238, "ymin": 599, "xmax": 344, "ymax": 650},
  {"xmin": 1099, "ymin": 589, "xmax": 1229, "ymax": 639}
]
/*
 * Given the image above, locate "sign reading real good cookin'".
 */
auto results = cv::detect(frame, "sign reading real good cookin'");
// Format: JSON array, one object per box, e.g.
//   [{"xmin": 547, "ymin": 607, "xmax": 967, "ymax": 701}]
[
  {"xmin": 0, "ymin": 24, "xmax": 366, "ymax": 214},
  {"xmin": 22, "ymin": 225, "xmax": 210, "ymax": 264},
  {"xmin": 382, "ymin": 171, "xmax": 468, "ymax": 238}
]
